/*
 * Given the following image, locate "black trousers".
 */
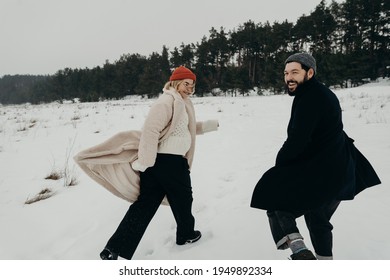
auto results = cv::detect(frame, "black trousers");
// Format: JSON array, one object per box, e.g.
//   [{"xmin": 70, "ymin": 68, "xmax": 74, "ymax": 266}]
[
  {"xmin": 106, "ymin": 154, "xmax": 195, "ymax": 259},
  {"xmin": 267, "ymin": 200, "xmax": 340, "ymax": 257}
]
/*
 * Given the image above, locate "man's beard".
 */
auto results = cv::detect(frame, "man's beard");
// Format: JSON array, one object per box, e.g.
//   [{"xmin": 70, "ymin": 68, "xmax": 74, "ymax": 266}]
[{"xmin": 285, "ymin": 74, "xmax": 309, "ymax": 96}]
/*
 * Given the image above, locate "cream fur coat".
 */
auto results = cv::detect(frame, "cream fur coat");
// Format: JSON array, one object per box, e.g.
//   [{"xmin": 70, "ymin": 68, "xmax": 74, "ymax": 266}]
[{"xmin": 74, "ymin": 89, "xmax": 218, "ymax": 204}]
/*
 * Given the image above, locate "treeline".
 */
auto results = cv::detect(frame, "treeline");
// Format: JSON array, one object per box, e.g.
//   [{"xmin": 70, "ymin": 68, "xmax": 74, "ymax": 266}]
[{"xmin": 1, "ymin": 0, "xmax": 389, "ymax": 104}]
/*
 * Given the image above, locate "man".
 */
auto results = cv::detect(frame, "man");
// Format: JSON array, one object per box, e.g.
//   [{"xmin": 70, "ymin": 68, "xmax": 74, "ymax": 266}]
[{"xmin": 250, "ymin": 53, "xmax": 381, "ymax": 260}]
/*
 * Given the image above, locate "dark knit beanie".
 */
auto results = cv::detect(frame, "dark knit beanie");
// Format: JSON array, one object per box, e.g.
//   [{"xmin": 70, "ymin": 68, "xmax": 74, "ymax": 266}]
[
  {"xmin": 285, "ymin": 53, "xmax": 317, "ymax": 74},
  {"xmin": 169, "ymin": 66, "xmax": 196, "ymax": 81}
]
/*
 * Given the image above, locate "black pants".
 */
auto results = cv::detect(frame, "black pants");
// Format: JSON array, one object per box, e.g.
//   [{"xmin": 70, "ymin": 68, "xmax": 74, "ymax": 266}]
[
  {"xmin": 105, "ymin": 154, "xmax": 195, "ymax": 259},
  {"xmin": 267, "ymin": 200, "xmax": 340, "ymax": 257}
]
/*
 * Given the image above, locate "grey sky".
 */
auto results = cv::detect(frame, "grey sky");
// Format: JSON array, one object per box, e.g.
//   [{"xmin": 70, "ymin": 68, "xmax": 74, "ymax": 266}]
[{"xmin": 0, "ymin": 0, "xmax": 338, "ymax": 76}]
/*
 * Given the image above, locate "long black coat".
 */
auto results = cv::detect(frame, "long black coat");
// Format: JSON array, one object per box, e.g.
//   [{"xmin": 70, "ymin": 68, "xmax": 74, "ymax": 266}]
[{"xmin": 250, "ymin": 78, "xmax": 381, "ymax": 211}]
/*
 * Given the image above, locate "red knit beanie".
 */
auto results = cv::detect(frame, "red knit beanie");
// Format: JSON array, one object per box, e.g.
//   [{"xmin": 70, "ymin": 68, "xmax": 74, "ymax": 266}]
[{"xmin": 169, "ymin": 66, "xmax": 196, "ymax": 81}]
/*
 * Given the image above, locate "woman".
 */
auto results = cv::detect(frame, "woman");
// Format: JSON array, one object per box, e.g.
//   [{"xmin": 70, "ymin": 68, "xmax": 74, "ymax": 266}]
[{"xmin": 100, "ymin": 66, "xmax": 219, "ymax": 260}]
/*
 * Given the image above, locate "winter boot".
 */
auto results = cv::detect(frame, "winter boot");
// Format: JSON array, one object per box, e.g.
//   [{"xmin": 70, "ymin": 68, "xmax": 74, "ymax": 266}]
[
  {"xmin": 100, "ymin": 247, "xmax": 118, "ymax": 260},
  {"xmin": 176, "ymin": 230, "xmax": 202, "ymax": 245},
  {"xmin": 290, "ymin": 249, "xmax": 317, "ymax": 260}
]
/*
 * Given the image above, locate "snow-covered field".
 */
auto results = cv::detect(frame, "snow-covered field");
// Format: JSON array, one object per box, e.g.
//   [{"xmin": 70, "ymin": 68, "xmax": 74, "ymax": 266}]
[{"xmin": 1, "ymin": 79, "xmax": 389, "ymax": 261}]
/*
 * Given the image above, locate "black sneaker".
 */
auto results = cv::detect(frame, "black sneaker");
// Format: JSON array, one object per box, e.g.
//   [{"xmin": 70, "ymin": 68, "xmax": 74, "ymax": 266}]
[
  {"xmin": 176, "ymin": 230, "xmax": 202, "ymax": 245},
  {"xmin": 290, "ymin": 249, "xmax": 317, "ymax": 260},
  {"xmin": 100, "ymin": 247, "xmax": 118, "ymax": 260}
]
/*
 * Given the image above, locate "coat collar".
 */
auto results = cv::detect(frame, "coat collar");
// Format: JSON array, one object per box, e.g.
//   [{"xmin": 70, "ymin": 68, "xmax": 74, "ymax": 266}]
[
  {"xmin": 288, "ymin": 77, "xmax": 317, "ymax": 97},
  {"xmin": 163, "ymin": 87, "xmax": 184, "ymax": 101}
]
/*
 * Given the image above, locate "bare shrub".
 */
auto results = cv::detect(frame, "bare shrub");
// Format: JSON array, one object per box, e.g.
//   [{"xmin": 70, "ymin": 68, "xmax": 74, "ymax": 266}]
[
  {"xmin": 17, "ymin": 126, "xmax": 27, "ymax": 132},
  {"xmin": 66, "ymin": 176, "xmax": 79, "ymax": 187},
  {"xmin": 71, "ymin": 115, "xmax": 81, "ymax": 121},
  {"xmin": 25, "ymin": 188, "xmax": 54, "ymax": 204},
  {"xmin": 45, "ymin": 170, "xmax": 63, "ymax": 180},
  {"xmin": 44, "ymin": 135, "xmax": 79, "ymax": 188},
  {"xmin": 63, "ymin": 135, "xmax": 79, "ymax": 187},
  {"xmin": 29, "ymin": 119, "xmax": 38, "ymax": 128}
]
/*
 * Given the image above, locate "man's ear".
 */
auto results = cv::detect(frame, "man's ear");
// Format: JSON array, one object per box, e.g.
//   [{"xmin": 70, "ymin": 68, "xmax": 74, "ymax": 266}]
[{"xmin": 307, "ymin": 68, "xmax": 315, "ymax": 79}]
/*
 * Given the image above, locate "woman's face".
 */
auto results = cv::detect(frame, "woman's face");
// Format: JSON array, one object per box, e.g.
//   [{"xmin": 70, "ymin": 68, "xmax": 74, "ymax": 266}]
[{"xmin": 177, "ymin": 79, "xmax": 195, "ymax": 98}]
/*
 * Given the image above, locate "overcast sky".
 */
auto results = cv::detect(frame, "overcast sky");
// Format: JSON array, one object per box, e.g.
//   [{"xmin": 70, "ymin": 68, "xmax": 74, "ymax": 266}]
[{"xmin": 0, "ymin": 0, "xmax": 340, "ymax": 76}]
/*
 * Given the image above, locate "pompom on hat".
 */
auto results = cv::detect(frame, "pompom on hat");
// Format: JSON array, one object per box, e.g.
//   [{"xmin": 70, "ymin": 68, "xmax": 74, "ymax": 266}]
[
  {"xmin": 169, "ymin": 66, "xmax": 196, "ymax": 81},
  {"xmin": 285, "ymin": 52, "xmax": 317, "ymax": 74}
]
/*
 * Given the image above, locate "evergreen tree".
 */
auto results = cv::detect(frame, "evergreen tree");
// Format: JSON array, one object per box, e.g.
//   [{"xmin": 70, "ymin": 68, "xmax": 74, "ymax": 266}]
[
  {"xmin": 1, "ymin": 0, "xmax": 388, "ymax": 104},
  {"xmin": 136, "ymin": 49, "xmax": 170, "ymax": 97}
]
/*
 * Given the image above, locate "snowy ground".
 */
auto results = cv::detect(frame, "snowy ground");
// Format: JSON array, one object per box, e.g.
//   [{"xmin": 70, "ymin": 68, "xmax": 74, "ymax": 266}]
[{"xmin": 0, "ymin": 79, "xmax": 389, "ymax": 260}]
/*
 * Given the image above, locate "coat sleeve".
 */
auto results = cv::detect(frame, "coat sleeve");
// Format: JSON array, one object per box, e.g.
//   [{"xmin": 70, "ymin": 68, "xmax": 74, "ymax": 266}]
[
  {"xmin": 276, "ymin": 94, "xmax": 320, "ymax": 166},
  {"xmin": 137, "ymin": 98, "xmax": 173, "ymax": 168},
  {"xmin": 196, "ymin": 120, "xmax": 219, "ymax": 135}
]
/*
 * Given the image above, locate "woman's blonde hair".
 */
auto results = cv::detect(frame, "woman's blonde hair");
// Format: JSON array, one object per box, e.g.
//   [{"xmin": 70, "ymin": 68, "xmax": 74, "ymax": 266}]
[{"xmin": 164, "ymin": 80, "xmax": 196, "ymax": 94}]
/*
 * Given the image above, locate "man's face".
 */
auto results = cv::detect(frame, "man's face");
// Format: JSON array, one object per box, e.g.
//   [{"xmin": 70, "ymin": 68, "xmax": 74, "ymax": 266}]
[{"xmin": 284, "ymin": 62, "xmax": 312, "ymax": 94}]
